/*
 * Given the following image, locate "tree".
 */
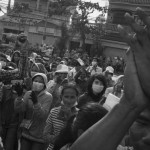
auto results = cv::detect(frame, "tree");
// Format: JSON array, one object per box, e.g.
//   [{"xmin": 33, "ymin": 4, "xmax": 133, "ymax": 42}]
[
  {"xmin": 10, "ymin": 2, "xmax": 31, "ymax": 14},
  {"xmin": 71, "ymin": 0, "xmax": 106, "ymax": 51},
  {"xmin": 48, "ymin": 0, "xmax": 78, "ymax": 16},
  {"xmin": 89, "ymin": 14, "xmax": 107, "ymax": 57},
  {"xmin": 54, "ymin": 22, "xmax": 69, "ymax": 56}
]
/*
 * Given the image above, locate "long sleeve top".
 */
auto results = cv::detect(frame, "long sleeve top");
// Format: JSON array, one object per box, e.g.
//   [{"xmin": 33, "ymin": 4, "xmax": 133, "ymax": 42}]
[
  {"xmin": 43, "ymin": 106, "xmax": 66, "ymax": 150},
  {"xmin": 14, "ymin": 90, "xmax": 53, "ymax": 143}
]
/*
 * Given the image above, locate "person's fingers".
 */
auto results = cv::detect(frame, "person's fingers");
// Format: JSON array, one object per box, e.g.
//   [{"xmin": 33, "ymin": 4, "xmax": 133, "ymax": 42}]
[
  {"xmin": 126, "ymin": 48, "xmax": 137, "ymax": 74},
  {"xmin": 118, "ymin": 25, "xmax": 142, "ymax": 52},
  {"xmin": 118, "ymin": 23, "xmax": 148, "ymax": 57},
  {"xmin": 136, "ymin": 7, "xmax": 150, "ymax": 27},
  {"xmin": 136, "ymin": 7, "xmax": 150, "ymax": 39},
  {"xmin": 125, "ymin": 13, "xmax": 144, "ymax": 33},
  {"xmin": 125, "ymin": 12, "xmax": 148, "ymax": 45}
]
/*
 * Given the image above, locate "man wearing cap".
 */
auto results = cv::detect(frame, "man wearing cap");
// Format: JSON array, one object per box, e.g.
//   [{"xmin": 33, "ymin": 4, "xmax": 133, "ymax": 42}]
[
  {"xmin": 103, "ymin": 66, "xmax": 115, "ymax": 87},
  {"xmin": 47, "ymin": 64, "xmax": 69, "ymax": 109}
]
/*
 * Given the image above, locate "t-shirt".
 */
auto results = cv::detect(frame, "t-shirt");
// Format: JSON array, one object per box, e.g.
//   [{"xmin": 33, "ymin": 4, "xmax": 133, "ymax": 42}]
[{"xmin": 87, "ymin": 66, "xmax": 102, "ymax": 75}]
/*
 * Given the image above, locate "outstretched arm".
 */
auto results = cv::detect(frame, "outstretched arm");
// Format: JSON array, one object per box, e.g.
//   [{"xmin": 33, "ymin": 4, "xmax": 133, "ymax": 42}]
[{"xmin": 69, "ymin": 8, "xmax": 149, "ymax": 150}]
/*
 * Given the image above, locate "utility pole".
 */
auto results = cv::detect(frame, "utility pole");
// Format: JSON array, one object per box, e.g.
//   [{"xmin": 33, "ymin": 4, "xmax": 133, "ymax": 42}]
[
  {"xmin": 36, "ymin": 0, "xmax": 40, "ymax": 10},
  {"xmin": 42, "ymin": 0, "xmax": 50, "ymax": 44},
  {"xmin": 42, "ymin": 0, "xmax": 57, "ymax": 44},
  {"xmin": 7, "ymin": 0, "xmax": 11, "ymax": 13}
]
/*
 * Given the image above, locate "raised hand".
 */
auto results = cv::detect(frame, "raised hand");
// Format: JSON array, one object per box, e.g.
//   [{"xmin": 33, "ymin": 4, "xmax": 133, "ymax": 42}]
[
  {"xmin": 121, "ymin": 48, "xmax": 148, "ymax": 109},
  {"xmin": 14, "ymin": 83, "xmax": 24, "ymax": 97},
  {"xmin": 118, "ymin": 7, "xmax": 150, "ymax": 98},
  {"xmin": 30, "ymin": 91, "xmax": 38, "ymax": 105}
]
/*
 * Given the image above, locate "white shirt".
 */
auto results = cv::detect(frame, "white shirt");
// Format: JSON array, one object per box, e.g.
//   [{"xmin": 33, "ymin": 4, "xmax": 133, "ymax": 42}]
[{"xmin": 87, "ymin": 66, "xmax": 102, "ymax": 75}]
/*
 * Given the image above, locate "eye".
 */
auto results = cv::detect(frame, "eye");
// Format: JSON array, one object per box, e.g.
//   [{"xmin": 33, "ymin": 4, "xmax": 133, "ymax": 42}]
[
  {"xmin": 94, "ymin": 81, "xmax": 99, "ymax": 85},
  {"xmin": 64, "ymin": 96, "xmax": 69, "ymax": 99},
  {"xmin": 71, "ymin": 96, "xmax": 75, "ymax": 99}
]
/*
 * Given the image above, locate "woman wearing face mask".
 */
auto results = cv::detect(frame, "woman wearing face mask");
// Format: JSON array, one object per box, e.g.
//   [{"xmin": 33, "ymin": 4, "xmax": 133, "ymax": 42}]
[
  {"xmin": 43, "ymin": 83, "xmax": 79, "ymax": 150},
  {"xmin": 14, "ymin": 73, "xmax": 53, "ymax": 150},
  {"xmin": 77, "ymin": 74, "xmax": 107, "ymax": 109}
]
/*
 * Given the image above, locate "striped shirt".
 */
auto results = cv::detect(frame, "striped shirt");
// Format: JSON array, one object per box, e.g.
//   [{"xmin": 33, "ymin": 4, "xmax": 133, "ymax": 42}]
[{"xmin": 44, "ymin": 106, "xmax": 66, "ymax": 150}]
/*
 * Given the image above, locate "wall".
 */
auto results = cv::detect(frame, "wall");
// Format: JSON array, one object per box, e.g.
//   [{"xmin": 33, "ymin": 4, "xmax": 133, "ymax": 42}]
[
  {"xmin": 103, "ymin": 47, "xmax": 126, "ymax": 58},
  {"xmin": 28, "ymin": 32, "xmax": 56, "ymax": 45}
]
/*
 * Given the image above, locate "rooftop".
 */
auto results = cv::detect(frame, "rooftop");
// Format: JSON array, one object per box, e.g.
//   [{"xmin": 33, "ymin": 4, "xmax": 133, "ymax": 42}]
[{"xmin": 109, "ymin": 0, "xmax": 150, "ymax": 12}]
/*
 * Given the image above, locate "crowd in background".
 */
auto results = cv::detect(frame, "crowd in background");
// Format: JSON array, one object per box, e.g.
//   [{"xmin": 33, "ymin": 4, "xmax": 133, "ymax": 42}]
[{"xmin": 0, "ymin": 34, "xmax": 124, "ymax": 150}]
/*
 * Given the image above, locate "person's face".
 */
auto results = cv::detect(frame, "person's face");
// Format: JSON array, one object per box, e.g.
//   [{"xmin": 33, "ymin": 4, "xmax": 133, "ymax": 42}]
[
  {"xmin": 56, "ymin": 60, "xmax": 60, "ymax": 65},
  {"xmin": 14, "ymin": 54, "xmax": 20, "ymax": 62},
  {"xmin": 76, "ymin": 66, "xmax": 81, "ymax": 72},
  {"xmin": 105, "ymin": 72, "xmax": 113, "ymax": 80},
  {"xmin": 0, "ymin": 56, "xmax": 7, "ymax": 68},
  {"xmin": 62, "ymin": 88, "xmax": 78, "ymax": 108},
  {"xmin": 0, "ymin": 56, "xmax": 7, "ymax": 62},
  {"xmin": 92, "ymin": 59, "xmax": 98, "ymax": 66},
  {"xmin": 52, "ymin": 67, "xmax": 56, "ymax": 72},
  {"xmin": 93, "ymin": 78, "xmax": 103, "ymax": 86},
  {"xmin": 32, "ymin": 65, "xmax": 39, "ymax": 72},
  {"xmin": 62, "ymin": 60, "xmax": 67, "ymax": 65},
  {"xmin": 60, "ymin": 73, "xmax": 67, "ymax": 79},
  {"xmin": 33, "ymin": 76, "xmax": 44, "ymax": 84},
  {"xmin": 55, "ymin": 73, "xmax": 67, "ymax": 83},
  {"xmin": 129, "ymin": 108, "xmax": 150, "ymax": 150},
  {"xmin": 80, "ymin": 73, "xmax": 86, "ymax": 80}
]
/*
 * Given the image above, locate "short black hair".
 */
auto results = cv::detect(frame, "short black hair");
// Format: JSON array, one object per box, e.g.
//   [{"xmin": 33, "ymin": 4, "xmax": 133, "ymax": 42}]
[{"xmin": 61, "ymin": 82, "xmax": 79, "ymax": 96}]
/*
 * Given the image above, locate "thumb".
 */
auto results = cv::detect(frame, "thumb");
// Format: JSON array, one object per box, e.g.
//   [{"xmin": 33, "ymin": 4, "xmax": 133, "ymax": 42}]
[{"xmin": 125, "ymin": 48, "xmax": 137, "ymax": 75}]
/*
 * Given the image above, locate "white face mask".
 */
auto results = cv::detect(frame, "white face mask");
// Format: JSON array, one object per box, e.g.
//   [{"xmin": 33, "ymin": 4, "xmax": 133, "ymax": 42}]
[
  {"xmin": 92, "ymin": 61, "xmax": 97, "ymax": 66},
  {"xmin": 0, "ymin": 61, "xmax": 6, "ymax": 68},
  {"xmin": 92, "ymin": 84, "xmax": 104, "ymax": 94},
  {"xmin": 31, "ymin": 72, "xmax": 37, "ymax": 77},
  {"xmin": 32, "ymin": 82, "xmax": 44, "ymax": 92}
]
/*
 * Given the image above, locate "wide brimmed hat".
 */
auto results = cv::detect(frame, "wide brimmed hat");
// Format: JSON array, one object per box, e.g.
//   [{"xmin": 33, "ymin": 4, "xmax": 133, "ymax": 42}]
[{"xmin": 55, "ymin": 64, "xmax": 69, "ymax": 73}]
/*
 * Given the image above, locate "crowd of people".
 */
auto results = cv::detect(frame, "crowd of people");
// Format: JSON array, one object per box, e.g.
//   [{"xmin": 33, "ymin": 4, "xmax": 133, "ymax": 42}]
[{"xmin": 0, "ymin": 7, "xmax": 149, "ymax": 150}]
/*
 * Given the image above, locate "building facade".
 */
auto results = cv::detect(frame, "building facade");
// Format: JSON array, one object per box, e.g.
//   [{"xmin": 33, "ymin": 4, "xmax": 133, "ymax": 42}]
[
  {"xmin": 103, "ymin": 0, "xmax": 150, "ymax": 58},
  {"xmin": 0, "ymin": 0, "xmax": 71, "ymax": 46},
  {"xmin": 1, "ymin": 0, "xmax": 150, "ymax": 58}
]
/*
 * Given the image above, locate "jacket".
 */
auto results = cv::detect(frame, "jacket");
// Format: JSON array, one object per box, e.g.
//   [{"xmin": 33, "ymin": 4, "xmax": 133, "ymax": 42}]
[{"xmin": 14, "ymin": 90, "xmax": 53, "ymax": 143}]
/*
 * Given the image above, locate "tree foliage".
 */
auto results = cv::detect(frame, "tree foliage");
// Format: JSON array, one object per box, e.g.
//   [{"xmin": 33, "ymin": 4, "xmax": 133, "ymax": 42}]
[
  {"xmin": 71, "ymin": 0, "xmax": 106, "ymax": 51},
  {"xmin": 48, "ymin": 0, "xmax": 78, "ymax": 16},
  {"xmin": 54, "ymin": 22, "xmax": 69, "ymax": 56},
  {"xmin": 11, "ymin": 2, "xmax": 31, "ymax": 14}
]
